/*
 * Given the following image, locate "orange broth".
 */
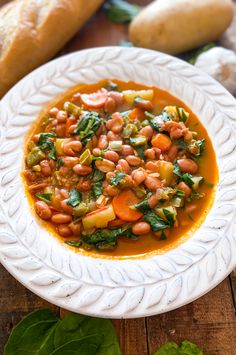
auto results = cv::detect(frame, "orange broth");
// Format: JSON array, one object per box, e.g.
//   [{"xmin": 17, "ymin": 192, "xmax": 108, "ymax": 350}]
[{"xmin": 23, "ymin": 80, "xmax": 218, "ymax": 259}]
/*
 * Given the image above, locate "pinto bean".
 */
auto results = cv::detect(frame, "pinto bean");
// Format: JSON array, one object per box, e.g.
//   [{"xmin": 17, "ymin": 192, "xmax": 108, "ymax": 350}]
[
  {"xmin": 117, "ymin": 159, "xmax": 131, "ymax": 174},
  {"xmin": 104, "ymin": 150, "xmax": 120, "ymax": 162},
  {"xmin": 69, "ymin": 221, "xmax": 82, "ymax": 236},
  {"xmin": 167, "ymin": 144, "xmax": 178, "ymax": 162},
  {"xmin": 92, "ymin": 148, "xmax": 102, "ymax": 157},
  {"xmin": 73, "ymin": 164, "xmax": 92, "ymax": 176},
  {"xmin": 134, "ymin": 98, "xmax": 153, "ymax": 111},
  {"xmin": 105, "ymin": 185, "xmax": 120, "ymax": 197},
  {"xmin": 95, "ymin": 159, "xmax": 115, "ymax": 173},
  {"xmin": 108, "ymin": 91, "xmax": 124, "ymax": 106},
  {"xmin": 63, "ymin": 157, "xmax": 80, "ymax": 168},
  {"xmin": 35, "ymin": 201, "xmax": 52, "ymax": 220},
  {"xmin": 56, "ymin": 110, "xmax": 68, "ymax": 123},
  {"xmin": 77, "ymin": 179, "xmax": 91, "ymax": 192},
  {"xmin": 139, "ymin": 126, "xmax": 154, "ymax": 140},
  {"xmin": 144, "ymin": 148, "xmax": 156, "ymax": 160},
  {"xmin": 57, "ymin": 224, "xmax": 72, "ymax": 238},
  {"xmin": 60, "ymin": 200, "xmax": 73, "ymax": 215},
  {"xmin": 131, "ymin": 169, "xmax": 146, "ymax": 185},
  {"xmin": 63, "ymin": 140, "xmax": 82, "ymax": 156},
  {"xmin": 132, "ymin": 222, "xmax": 151, "ymax": 235},
  {"xmin": 68, "ymin": 124, "xmax": 77, "ymax": 134},
  {"xmin": 177, "ymin": 159, "xmax": 198, "ymax": 174},
  {"xmin": 126, "ymin": 155, "xmax": 141, "ymax": 166},
  {"xmin": 28, "ymin": 182, "xmax": 47, "ymax": 192},
  {"xmin": 104, "ymin": 97, "xmax": 116, "ymax": 113},
  {"xmin": 145, "ymin": 176, "xmax": 162, "ymax": 190},
  {"xmin": 55, "ymin": 124, "xmax": 66, "ymax": 137},
  {"xmin": 148, "ymin": 194, "xmax": 159, "ymax": 208},
  {"xmin": 107, "ymin": 131, "xmax": 121, "ymax": 141},
  {"xmin": 106, "ymin": 112, "xmax": 124, "ymax": 133},
  {"xmin": 177, "ymin": 182, "xmax": 191, "ymax": 197},
  {"xmin": 51, "ymin": 213, "xmax": 72, "ymax": 224},
  {"xmin": 121, "ymin": 145, "xmax": 134, "ymax": 156},
  {"xmin": 40, "ymin": 160, "xmax": 51, "ymax": 177},
  {"xmin": 49, "ymin": 107, "xmax": 59, "ymax": 118},
  {"xmin": 98, "ymin": 135, "xmax": 108, "ymax": 149},
  {"xmin": 145, "ymin": 161, "xmax": 159, "ymax": 172},
  {"xmin": 91, "ymin": 135, "xmax": 98, "ymax": 148}
]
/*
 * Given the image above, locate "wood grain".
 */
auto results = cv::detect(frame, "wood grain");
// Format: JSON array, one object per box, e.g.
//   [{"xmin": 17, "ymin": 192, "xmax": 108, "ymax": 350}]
[{"xmin": 0, "ymin": 1, "xmax": 236, "ymax": 354}]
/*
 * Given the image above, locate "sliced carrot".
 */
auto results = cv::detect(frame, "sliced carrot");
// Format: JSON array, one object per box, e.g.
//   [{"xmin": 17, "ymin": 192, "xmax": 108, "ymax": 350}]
[
  {"xmin": 80, "ymin": 92, "xmax": 108, "ymax": 108},
  {"xmin": 151, "ymin": 133, "xmax": 172, "ymax": 152},
  {"xmin": 129, "ymin": 108, "xmax": 144, "ymax": 122},
  {"xmin": 112, "ymin": 190, "xmax": 143, "ymax": 222}
]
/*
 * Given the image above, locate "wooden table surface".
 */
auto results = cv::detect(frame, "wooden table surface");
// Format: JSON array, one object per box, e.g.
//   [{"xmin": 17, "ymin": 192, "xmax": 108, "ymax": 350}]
[{"xmin": 0, "ymin": 1, "xmax": 236, "ymax": 354}]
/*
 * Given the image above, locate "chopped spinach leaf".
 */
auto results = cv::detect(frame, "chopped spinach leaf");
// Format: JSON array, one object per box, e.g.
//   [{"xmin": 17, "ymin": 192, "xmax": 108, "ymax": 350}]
[
  {"xmin": 93, "ymin": 170, "xmax": 105, "ymax": 182},
  {"xmin": 104, "ymin": 0, "xmax": 141, "ymax": 24},
  {"xmin": 110, "ymin": 171, "xmax": 127, "ymax": 186},
  {"xmin": 163, "ymin": 209, "xmax": 175, "ymax": 227},
  {"xmin": 176, "ymin": 189, "xmax": 185, "ymax": 197},
  {"xmin": 173, "ymin": 163, "xmax": 182, "ymax": 178},
  {"xmin": 92, "ymin": 182, "xmax": 103, "ymax": 199},
  {"xmin": 144, "ymin": 211, "xmax": 170, "ymax": 232},
  {"xmin": 159, "ymin": 230, "xmax": 167, "ymax": 240},
  {"xmin": 36, "ymin": 193, "xmax": 52, "ymax": 203},
  {"xmin": 56, "ymin": 158, "xmax": 64, "ymax": 168},
  {"xmin": 65, "ymin": 240, "xmax": 82, "ymax": 248},
  {"xmin": 73, "ymin": 111, "xmax": 101, "ymax": 145},
  {"xmin": 173, "ymin": 138, "xmax": 187, "ymax": 149},
  {"xmin": 134, "ymin": 194, "xmax": 152, "ymax": 213},
  {"xmin": 135, "ymin": 145, "xmax": 146, "ymax": 159},
  {"xmin": 67, "ymin": 189, "xmax": 82, "ymax": 207},
  {"xmin": 37, "ymin": 133, "xmax": 57, "ymax": 160}
]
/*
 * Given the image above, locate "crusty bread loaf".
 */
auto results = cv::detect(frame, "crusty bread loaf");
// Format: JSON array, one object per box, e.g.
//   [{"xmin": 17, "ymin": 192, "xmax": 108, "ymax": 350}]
[{"xmin": 0, "ymin": 0, "xmax": 103, "ymax": 97}]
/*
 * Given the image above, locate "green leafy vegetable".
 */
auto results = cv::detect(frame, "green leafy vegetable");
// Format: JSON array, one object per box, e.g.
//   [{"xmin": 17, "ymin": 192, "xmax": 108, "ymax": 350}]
[
  {"xmin": 4, "ymin": 309, "xmax": 121, "ymax": 355},
  {"xmin": 36, "ymin": 193, "xmax": 52, "ymax": 203},
  {"xmin": 173, "ymin": 163, "xmax": 182, "ymax": 178},
  {"xmin": 53, "ymin": 313, "xmax": 121, "ymax": 355},
  {"xmin": 81, "ymin": 225, "xmax": 136, "ymax": 249},
  {"xmin": 92, "ymin": 182, "xmax": 103, "ymax": 199},
  {"xmin": 73, "ymin": 112, "xmax": 101, "ymax": 145},
  {"xmin": 186, "ymin": 42, "xmax": 216, "ymax": 65},
  {"xmin": 159, "ymin": 230, "xmax": 167, "ymax": 240},
  {"xmin": 27, "ymin": 147, "xmax": 46, "ymax": 167},
  {"xmin": 163, "ymin": 208, "xmax": 175, "ymax": 226},
  {"xmin": 38, "ymin": 133, "xmax": 57, "ymax": 160},
  {"xmin": 144, "ymin": 211, "xmax": 170, "ymax": 232},
  {"xmin": 93, "ymin": 170, "xmax": 105, "ymax": 182},
  {"xmin": 4, "ymin": 309, "xmax": 58, "ymax": 355},
  {"xmin": 104, "ymin": 81, "xmax": 118, "ymax": 91},
  {"xmin": 176, "ymin": 189, "xmax": 185, "ymax": 197},
  {"xmin": 153, "ymin": 340, "xmax": 202, "ymax": 355},
  {"xmin": 182, "ymin": 173, "xmax": 194, "ymax": 188},
  {"xmin": 135, "ymin": 145, "xmax": 146, "ymax": 159},
  {"xmin": 65, "ymin": 240, "xmax": 82, "ymax": 248},
  {"xmin": 110, "ymin": 171, "xmax": 127, "ymax": 186},
  {"xmin": 134, "ymin": 194, "xmax": 152, "ymax": 213},
  {"xmin": 104, "ymin": 0, "xmax": 141, "ymax": 24},
  {"xmin": 64, "ymin": 102, "xmax": 81, "ymax": 117},
  {"xmin": 67, "ymin": 189, "xmax": 82, "ymax": 207},
  {"xmin": 56, "ymin": 158, "xmax": 64, "ymax": 168},
  {"xmin": 188, "ymin": 139, "xmax": 205, "ymax": 157}
]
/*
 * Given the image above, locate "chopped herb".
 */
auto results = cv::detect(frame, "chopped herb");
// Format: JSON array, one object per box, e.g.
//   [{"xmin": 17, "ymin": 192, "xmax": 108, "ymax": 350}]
[
  {"xmin": 176, "ymin": 189, "xmax": 185, "ymax": 197},
  {"xmin": 191, "ymin": 191, "xmax": 204, "ymax": 200},
  {"xmin": 38, "ymin": 133, "xmax": 57, "ymax": 160},
  {"xmin": 144, "ymin": 211, "xmax": 170, "ymax": 232},
  {"xmin": 182, "ymin": 173, "xmax": 194, "ymax": 188},
  {"xmin": 67, "ymin": 189, "xmax": 82, "ymax": 207},
  {"xmin": 65, "ymin": 240, "xmax": 82, "ymax": 248},
  {"xmin": 135, "ymin": 145, "xmax": 146, "ymax": 159},
  {"xmin": 163, "ymin": 208, "xmax": 175, "ymax": 226},
  {"xmin": 176, "ymin": 106, "xmax": 189, "ymax": 122},
  {"xmin": 36, "ymin": 193, "xmax": 52, "ymax": 203},
  {"xmin": 110, "ymin": 171, "xmax": 127, "ymax": 186},
  {"xmin": 173, "ymin": 163, "xmax": 182, "ymax": 178},
  {"xmin": 93, "ymin": 170, "xmax": 105, "ymax": 182},
  {"xmin": 104, "ymin": 0, "xmax": 141, "ymax": 24},
  {"xmin": 56, "ymin": 158, "xmax": 64, "ymax": 168},
  {"xmin": 134, "ymin": 194, "xmax": 152, "ymax": 213},
  {"xmin": 173, "ymin": 138, "xmax": 188, "ymax": 149},
  {"xmin": 73, "ymin": 111, "xmax": 101, "ymax": 145},
  {"xmin": 92, "ymin": 182, "xmax": 103, "ymax": 199}
]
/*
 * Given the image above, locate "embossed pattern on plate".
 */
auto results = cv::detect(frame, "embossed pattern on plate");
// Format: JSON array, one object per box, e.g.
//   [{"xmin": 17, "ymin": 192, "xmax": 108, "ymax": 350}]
[{"xmin": 0, "ymin": 47, "xmax": 235, "ymax": 318}]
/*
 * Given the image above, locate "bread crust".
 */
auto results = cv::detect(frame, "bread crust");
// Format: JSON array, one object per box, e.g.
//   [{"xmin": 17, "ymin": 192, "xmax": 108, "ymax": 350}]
[{"xmin": 0, "ymin": 0, "xmax": 103, "ymax": 97}]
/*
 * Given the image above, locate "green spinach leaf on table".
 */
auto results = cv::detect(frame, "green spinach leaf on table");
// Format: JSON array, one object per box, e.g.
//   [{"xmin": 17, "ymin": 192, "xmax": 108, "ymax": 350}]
[{"xmin": 104, "ymin": 0, "xmax": 141, "ymax": 24}]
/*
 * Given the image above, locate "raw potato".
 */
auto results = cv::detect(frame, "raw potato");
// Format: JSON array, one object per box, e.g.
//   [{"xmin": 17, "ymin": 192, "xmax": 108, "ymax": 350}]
[
  {"xmin": 129, "ymin": 0, "xmax": 234, "ymax": 54},
  {"xmin": 0, "ymin": 0, "xmax": 103, "ymax": 97}
]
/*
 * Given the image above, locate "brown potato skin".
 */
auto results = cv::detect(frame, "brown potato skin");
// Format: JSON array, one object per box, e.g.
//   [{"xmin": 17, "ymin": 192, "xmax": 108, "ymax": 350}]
[{"xmin": 129, "ymin": 0, "xmax": 234, "ymax": 54}]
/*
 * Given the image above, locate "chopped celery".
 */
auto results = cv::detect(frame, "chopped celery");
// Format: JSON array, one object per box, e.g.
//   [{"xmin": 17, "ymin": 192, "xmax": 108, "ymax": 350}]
[
  {"xmin": 109, "ymin": 140, "xmax": 123, "ymax": 151},
  {"xmin": 73, "ymin": 202, "xmax": 89, "ymax": 217},
  {"xmin": 122, "ymin": 123, "xmax": 138, "ymax": 138},
  {"xmin": 192, "ymin": 176, "xmax": 204, "ymax": 190},
  {"xmin": 130, "ymin": 136, "xmax": 147, "ymax": 146},
  {"xmin": 27, "ymin": 147, "xmax": 45, "ymax": 167},
  {"xmin": 79, "ymin": 149, "xmax": 92, "ymax": 166},
  {"xmin": 64, "ymin": 102, "xmax": 81, "ymax": 116}
]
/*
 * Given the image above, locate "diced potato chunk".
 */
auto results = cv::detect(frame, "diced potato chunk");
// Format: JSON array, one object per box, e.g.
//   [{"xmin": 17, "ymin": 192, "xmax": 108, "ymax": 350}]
[
  {"xmin": 82, "ymin": 204, "xmax": 116, "ymax": 230},
  {"xmin": 158, "ymin": 161, "xmax": 174, "ymax": 184},
  {"xmin": 123, "ymin": 89, "xmax": 154, "ymax": 104}
]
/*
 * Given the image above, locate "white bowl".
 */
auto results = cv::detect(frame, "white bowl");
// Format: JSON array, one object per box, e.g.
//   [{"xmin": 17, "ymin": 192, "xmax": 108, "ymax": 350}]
[{"xmin": 0, "ymin": 47, "xmax": 235, "ymax": 318}]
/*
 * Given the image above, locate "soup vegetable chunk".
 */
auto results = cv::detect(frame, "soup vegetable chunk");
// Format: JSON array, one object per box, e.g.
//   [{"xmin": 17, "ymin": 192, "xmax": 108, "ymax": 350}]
[{"xmin": 23, "ymin": 80, "xmax": 217, "ymax": 256}]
